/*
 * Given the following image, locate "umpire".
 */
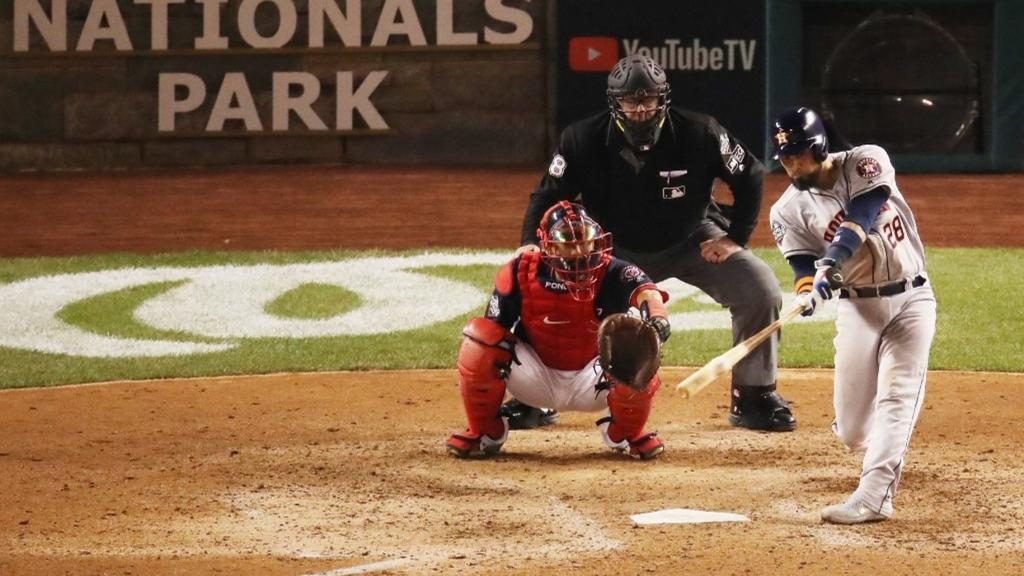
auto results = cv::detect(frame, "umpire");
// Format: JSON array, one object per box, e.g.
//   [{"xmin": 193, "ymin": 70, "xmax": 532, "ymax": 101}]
[{"xmin": 512, "ymin": 54, "xmax": 795, "ymax": 432}]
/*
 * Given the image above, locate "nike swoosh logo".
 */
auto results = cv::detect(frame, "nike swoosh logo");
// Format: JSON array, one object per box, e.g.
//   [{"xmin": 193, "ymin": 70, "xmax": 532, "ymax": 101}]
[{"xmin": 543, "ymin": 316, "xmax": 572, "ymax": 325}]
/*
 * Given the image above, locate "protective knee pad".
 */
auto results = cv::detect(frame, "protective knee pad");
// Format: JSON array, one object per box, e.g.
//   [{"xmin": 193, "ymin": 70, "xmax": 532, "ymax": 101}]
[
  {"xmin": 601, "ymin": 376, "xmax": 661, "ymax": 444},
  {"xmin": 457, "ymin": 317, "xmax": 516, "ymax": 439}
]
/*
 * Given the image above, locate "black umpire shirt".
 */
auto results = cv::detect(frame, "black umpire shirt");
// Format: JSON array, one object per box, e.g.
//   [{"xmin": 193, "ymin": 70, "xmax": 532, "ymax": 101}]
[{"xmin": 521, "ymin": 107, "xmax": 766, "ymax": 253}]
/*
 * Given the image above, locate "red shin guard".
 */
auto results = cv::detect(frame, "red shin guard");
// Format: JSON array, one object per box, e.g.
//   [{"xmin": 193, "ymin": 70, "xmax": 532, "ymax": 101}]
[
  {"xmin": 456, "ymin": 317, "xmax": 516, "ymax": 439},
  {"xmin": 604, "ymin": 376, "xmax": 661, "ymax": 443}
]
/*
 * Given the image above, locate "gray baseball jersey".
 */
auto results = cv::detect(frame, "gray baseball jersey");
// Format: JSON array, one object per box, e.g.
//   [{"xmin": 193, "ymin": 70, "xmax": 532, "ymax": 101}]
[
  {"xmin": 770, "ymin": 144, "xmax": 937, "ymax": 517},
  {"xmin": 769, "ymin": 145, "xmax": 926, "ymax": 289}
]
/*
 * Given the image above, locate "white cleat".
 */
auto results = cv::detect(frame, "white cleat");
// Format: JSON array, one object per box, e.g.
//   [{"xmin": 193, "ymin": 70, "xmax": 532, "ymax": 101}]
[{"xmin": 821, "ymin": 498, "xmax": 893, "ymax": 525}]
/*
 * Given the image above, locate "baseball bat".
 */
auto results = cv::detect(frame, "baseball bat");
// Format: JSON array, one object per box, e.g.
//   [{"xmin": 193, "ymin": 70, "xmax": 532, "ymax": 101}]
[{"xmin": 675, "ymin": 302, "xmax": 807, "ymax": 398}]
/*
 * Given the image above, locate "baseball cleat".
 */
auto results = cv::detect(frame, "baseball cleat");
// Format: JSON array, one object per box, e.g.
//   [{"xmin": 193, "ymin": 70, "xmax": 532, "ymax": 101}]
[
  {"xmin": 729, "ymin": 385, "xmax": 797, "ymax": 432},
  {"xmin": 501, "ymin": 398, "xmax": 560, "ymax": 430},
  {"xmin": 626, "ymin": 432, "xmax": 665, "ymax": 460},
  {"xmin": 821, "ymin": 497, "xmax": 893, "ymax": 525},
  {"xmin": 445, "ymin": 430, "xmax": 506, "ymax": 459}
]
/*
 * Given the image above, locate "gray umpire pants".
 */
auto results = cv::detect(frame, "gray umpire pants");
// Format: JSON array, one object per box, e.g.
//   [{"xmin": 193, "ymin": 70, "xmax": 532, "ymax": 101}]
[{"xmin": 614, "ymin": 221, "xmax": 782, "ymax": 389}]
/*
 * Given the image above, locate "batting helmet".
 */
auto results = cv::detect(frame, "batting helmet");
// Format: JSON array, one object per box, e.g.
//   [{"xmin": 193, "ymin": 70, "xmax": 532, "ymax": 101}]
[
  {"xmin": 537, "ymin": 201, "xmax": 612, "ymax": 302},
  {"xmin": 772, "ymin": 106, "xmax": 829, "ymax": 161},
  {"xmin": 607, "ymin": 55, "xmax": 672, "ymax": 152}
]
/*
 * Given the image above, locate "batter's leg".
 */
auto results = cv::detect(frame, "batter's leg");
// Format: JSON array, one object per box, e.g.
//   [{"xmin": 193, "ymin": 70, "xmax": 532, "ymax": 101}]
[
  {"xmin": 853, "ymin": 291, "xmax": 937, "ymax": 513},
  {"xmin": 832, "ymin": 299, "xmax": 884, "ymax": 451}
]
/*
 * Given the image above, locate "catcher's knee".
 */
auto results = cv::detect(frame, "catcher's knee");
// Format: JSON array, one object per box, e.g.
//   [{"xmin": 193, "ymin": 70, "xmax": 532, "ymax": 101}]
[
  {"xmin": 458, "ymin": 317, "xmax": 516, "ymax": 382},
  {"xmin": 456, "ymin": 317, "xmax": 515, "ymax": 431}
]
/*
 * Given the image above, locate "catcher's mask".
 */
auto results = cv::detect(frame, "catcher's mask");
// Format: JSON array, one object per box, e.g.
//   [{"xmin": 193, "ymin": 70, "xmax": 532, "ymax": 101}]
[
  {"xmin": 607, "ymin": 55, "xmax": 671, "ymax": 152},
  {"xmin": 537, "ymin": 201, "xmax": 612, "ymax": 302}
]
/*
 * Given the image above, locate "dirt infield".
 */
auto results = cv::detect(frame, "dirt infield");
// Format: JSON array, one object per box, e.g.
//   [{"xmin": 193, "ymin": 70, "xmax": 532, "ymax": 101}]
[
  {"xmin": 1, "ymin": 369, "xmax": 1023, "ymax": 575},
  {"xmin": 0, "ymin": 167, "xmax": 1023, "ymax": 575}
]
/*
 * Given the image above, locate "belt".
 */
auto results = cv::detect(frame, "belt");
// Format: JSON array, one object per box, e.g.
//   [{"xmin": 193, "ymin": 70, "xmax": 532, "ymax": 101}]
[{"xmin": 839, "ymin": 275, "xmax": 927, "ymax": 299}]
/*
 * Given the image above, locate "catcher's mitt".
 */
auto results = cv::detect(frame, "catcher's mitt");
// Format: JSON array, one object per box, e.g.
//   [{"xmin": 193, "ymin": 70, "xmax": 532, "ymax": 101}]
[{"xmin": 597, "ymin": 313, "xmax": 661, "ymax": 390}]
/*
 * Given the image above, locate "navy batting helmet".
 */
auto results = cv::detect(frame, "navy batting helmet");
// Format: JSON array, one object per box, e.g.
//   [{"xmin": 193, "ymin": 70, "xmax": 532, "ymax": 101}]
[
  {"xmin": 607, "ymin": 55, "xmax": 671, "ymax": 151},
  {"xmin": 537, "ymin": 201, "xmax": 612, "ymax": 302},
  {"xmin": 772, "ymin": 106, "xmax": 828, "ymax": 161}
]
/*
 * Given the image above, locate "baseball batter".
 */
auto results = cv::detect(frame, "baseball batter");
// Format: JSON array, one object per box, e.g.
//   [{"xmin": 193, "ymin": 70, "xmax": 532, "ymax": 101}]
[{"xmin": 768, "ymin": 107, "xmax": 937, "ymax": 524}]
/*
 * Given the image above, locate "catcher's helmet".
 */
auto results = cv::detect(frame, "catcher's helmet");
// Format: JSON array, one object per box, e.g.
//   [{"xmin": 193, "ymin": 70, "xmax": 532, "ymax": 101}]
[
  {"xmin": 537, "ymin": 201, "xmax": 612, "ymax": 302},
  {"xmin": 607, "ymin": 55, "xmax": 671, "ymax": 152},
  {"xmin": 772, "ymin": 106, "xmax": 828, "ymax": 161}
]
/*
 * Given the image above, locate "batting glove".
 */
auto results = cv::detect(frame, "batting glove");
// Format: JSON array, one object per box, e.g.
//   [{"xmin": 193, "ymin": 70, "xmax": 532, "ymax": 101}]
[
  {"xmin": 794, "ymin": 291, "xmax": 818, "ymax": 317},
  {"xmin": 813, "ymin": 257, "xmax": 844, "ymax": 300}
]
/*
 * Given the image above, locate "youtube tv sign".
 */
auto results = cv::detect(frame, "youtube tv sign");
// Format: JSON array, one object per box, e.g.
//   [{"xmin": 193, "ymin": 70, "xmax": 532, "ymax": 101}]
[
  {"xmin": 569, "ymin": 37, "xmax": 619, "ymax": 71},
  {"xmin": 556, "ymin": 1, "xmax": 766, "ymax": 155}
]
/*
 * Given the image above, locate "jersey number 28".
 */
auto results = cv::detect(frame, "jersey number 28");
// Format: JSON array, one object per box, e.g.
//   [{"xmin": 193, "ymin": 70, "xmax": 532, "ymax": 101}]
[{"xmin": 884, "ymin": 216, "xmax": 906, "ymax": 248}]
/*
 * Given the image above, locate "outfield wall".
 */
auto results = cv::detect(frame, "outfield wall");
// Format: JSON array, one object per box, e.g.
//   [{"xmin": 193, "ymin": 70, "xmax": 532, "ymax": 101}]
[{"xmin": 1, "ymin": 1, "xmax": 1021, "ymax": 172}]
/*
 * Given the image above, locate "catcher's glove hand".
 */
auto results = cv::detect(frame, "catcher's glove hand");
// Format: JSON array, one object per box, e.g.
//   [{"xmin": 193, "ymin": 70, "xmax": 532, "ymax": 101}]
[{"xmin": 597, "ymin": 313, "xmax": 662, "ymax": 390}]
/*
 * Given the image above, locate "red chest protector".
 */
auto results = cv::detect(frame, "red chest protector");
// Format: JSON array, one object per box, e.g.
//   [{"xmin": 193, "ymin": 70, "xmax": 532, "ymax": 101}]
[{"xmin": 517, "ymin": 252, "xmax": 604, "ymax": 370}]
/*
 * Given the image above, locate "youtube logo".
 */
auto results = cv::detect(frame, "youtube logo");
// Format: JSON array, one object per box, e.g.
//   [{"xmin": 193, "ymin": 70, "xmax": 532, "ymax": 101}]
[{"xmin": 569, "ymin": 36, "xmax": 619, "ymax": 72}]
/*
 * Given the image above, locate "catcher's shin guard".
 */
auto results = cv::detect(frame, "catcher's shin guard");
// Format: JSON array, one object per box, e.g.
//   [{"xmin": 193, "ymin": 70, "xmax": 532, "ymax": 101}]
[
  {"xmin": 448, "ymin": 317, "xmax": 515, "ymax": 455},
  {"xmin": 597, "ymin": 376, "xmax": 664, "ymax": 459}
]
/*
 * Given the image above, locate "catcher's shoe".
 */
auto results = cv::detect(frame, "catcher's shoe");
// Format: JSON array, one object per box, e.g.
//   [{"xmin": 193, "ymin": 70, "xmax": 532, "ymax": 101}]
[
  {"xmin": 821, "ymin": 496, "xmax": 893, "ymax": 525},
  {"xmin": 597, "ymin": 418, "xmax": 664, "ymax": 460},
  {"xmin": 500, "ymin": 398, "xmax": 559, "ymax": 430},
  {"xmin": 728, "ymin": 385, "xmax": 797, "ymax": 432},
  {"xmin": 445, "ymin": 430, "xmax": 506, "ymax": 459},
  {"xmin": 626, "ymin": 432, "xmax": 664, "ymax": 460}
]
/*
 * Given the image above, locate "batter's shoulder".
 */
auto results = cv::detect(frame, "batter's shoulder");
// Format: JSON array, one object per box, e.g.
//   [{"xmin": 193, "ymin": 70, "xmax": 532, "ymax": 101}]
[
  {"xmin": 769, "ymin": 186, "xmax": 803, "ymax": 221},
  {"xmin": 839, "ymin": 144, "xmax": 895, "ymax": 187}
]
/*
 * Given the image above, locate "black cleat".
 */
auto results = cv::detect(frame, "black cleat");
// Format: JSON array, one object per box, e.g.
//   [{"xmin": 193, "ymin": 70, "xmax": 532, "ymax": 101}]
[
  {"xmin": 500, "ymin": 398, "xmax": 559, "ymax": 430},
  {"xmin": 729, "ymin": 385, "xmax": 797, "ymax": 432}
]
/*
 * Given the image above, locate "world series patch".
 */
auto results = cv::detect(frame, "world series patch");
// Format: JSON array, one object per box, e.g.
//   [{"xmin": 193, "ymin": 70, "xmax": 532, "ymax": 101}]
[
  {"xmin": 770, "ymin": 220, "xmax": 786, "ymax": 243},
  {"xmin": 856, "ymin": 157, "xmax": 882, "ymax": 179}
]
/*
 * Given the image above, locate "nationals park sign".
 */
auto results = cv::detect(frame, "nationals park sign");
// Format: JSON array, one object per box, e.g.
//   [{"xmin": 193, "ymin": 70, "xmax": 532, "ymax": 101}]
[
  {"xmin": 11, "ymin": 0, "xmax": 535, "ymax": 134},
  {"xmin": 0, "ymin": 252, "xmax": 831, "ymax": 359}
]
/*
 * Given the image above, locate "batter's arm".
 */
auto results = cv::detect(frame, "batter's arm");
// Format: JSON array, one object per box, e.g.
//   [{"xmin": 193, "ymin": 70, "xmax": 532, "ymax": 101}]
[{"xmin": 823, "ymin": 187, "xmax": 890, "ymax": 265}]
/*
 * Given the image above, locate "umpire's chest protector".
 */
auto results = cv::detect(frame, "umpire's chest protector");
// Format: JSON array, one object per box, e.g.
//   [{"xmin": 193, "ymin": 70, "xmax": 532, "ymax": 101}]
[
  {"xmin": 517, "ymin": 255, "xmax": 602, "ymax": 370},
  {"xmin": 569, "ymin": 115, "xmax": 718, "ymax": 251}
]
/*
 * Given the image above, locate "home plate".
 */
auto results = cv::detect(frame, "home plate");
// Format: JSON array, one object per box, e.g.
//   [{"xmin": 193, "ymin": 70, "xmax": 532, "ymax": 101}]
[{"xmin": 630, "ymin": 508, "xmax": 750, "ymax": 525}]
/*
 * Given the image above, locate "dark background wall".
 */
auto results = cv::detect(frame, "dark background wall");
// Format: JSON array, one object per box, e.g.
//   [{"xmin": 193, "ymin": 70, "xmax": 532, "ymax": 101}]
[
  {"xmin": 1, "ymin": 0, "xmax": 1021, "ymax": 172},
  {"xmin": 0, "ymin": 0, "xmax": 547, "ymax": 170}
]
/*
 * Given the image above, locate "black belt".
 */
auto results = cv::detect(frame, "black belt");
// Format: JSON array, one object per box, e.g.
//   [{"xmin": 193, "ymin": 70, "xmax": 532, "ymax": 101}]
[{"xmin": 839, "ymin": 275, "xmax": 927, "ymax": 299}]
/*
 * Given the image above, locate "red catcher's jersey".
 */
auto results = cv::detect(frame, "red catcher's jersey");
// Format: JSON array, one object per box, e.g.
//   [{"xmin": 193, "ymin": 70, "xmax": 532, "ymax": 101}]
[{"xmin": 516, "ymin": 252, "xmax": 604, "ymax": 370}]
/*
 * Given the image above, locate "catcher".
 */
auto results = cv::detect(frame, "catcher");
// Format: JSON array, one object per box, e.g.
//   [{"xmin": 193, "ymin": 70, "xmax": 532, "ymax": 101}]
[{"xmin": 445, "ymin": 201, "xmax": 671, "ymax": 460}]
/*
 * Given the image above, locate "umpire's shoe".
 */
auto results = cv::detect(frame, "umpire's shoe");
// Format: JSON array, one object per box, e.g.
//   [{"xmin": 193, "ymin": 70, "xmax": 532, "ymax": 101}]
[
  {"xmin": 501, "ymin": 398, "xmax": 559, "ymax": 430},
  {"xmin": 729, "ymin": 384, "xmax": 796, "ymax": 432}
]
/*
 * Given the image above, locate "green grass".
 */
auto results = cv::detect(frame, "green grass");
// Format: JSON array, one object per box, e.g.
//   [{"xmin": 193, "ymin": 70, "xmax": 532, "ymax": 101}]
[{"xmin": 0, "ymin": 247, "xmax": 1020, "ymax": 389}]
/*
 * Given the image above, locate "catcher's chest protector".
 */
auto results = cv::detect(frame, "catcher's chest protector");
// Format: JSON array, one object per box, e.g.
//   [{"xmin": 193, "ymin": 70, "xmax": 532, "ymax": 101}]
[{"xmin": 518, "ymin": 253, "xmax": 602, "ymax": 370}]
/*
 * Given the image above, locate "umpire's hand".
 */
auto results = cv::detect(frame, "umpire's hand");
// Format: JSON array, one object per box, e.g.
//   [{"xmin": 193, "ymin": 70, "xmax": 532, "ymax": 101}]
[{"xmin": 700, "ymin": 237, "xmax": 742, "ymax": 263}]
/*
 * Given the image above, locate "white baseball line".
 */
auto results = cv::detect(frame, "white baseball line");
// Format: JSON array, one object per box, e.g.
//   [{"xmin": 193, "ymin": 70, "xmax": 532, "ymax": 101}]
[{"xmin": 305, "ymin": 558, "xmax": 412, "ymax": 576}]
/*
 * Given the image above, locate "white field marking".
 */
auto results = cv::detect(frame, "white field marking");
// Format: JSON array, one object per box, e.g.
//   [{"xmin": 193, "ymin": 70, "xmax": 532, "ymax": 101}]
[
  {"xmin": 0, "ymin": 267, "xmax": 234, "ymax": 357},
  {"xmin": 305, "ymin": 559, "xmax": 412, "ymax": 576},
  {"xmin": 0, "ymin": 252, "xmax": 833, "ymax": 358},
  {"xmin": 657, "ymin": 277, "xmax": 834, "ymax": 330},
  {"xmin": 0, "ymin": 251, "xmax": 506, "ymax": 357},
  {"xmin": 135, "ymin": 253, "xmax": 508, "ymax": 338}
]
